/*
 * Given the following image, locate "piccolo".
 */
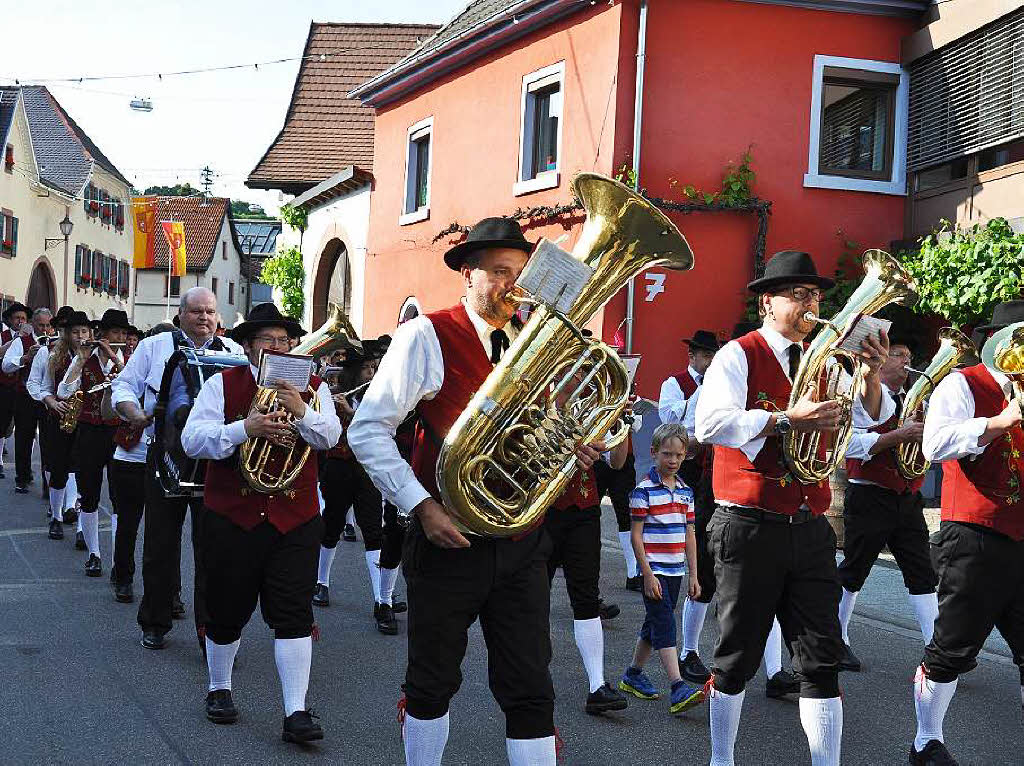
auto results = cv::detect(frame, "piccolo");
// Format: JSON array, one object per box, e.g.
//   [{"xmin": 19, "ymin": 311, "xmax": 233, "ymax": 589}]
[
  {"xmin": 82, "ymin": 341, "xmax": 128, "ymax": 348},
  {"xmin": 331, "ymin": 380, "xmax": 372, "ymax": 398}
]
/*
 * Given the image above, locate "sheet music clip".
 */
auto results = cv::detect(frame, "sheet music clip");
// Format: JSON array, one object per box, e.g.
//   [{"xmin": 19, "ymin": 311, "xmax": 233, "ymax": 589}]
[{"xmin": 515, "ymin": 238, "xmax": 593, "ymax": 315}]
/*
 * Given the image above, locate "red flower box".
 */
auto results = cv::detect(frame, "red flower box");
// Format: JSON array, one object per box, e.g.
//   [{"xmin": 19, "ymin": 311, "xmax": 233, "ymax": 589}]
[
  {"xmin": 89, "ymin": 201, "xmax": 100, "ymax": 213},
  {"xmin": 1, "ymin": 239, "xmax": 12, "ymax": 251}
]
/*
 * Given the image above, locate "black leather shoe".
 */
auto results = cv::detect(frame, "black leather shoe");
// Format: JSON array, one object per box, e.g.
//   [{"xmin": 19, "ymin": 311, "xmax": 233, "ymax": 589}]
[
  {"xmin": 625, "ymin": 575, "xmax": 643, "ymax": 592},
  {"xmin": 14, "ymin": 483, "xmax": 28, "ymax": 494},
  {"xmin": 312, "ymin": 583, "xmax": 329, "ymax": 607},
  {"xmin": 85, "ymin": 554, "xmax": 102, "ymax": 577},
  {"xmin": 282, "ymin": 709, "xmax": 323, "ymax": 743},
  {"xmin": 114, "ymin": 583, "xmax": 134, "ymax": 603},
  {"xmin": 909, "ymin": 740, "xmax": 959, "ymax": 765},
  {"xmin": 172, "ymin": 594, "xmax": 186, "ymax": 619},
  {"xmin": 74, "ymin": 531, "xmax": 86, "ymax": 550},
  {"xmin": 47, "ymin": 519, "xmax": 64, "ymax": 540},
  {"xmin": 391, "ymin": 599, "xmax": 407, "ymax": 614},
  {"xmin": 585, "ymin": 682, "xmax": 628, "ymax": 714},
  {"xmin": 598, "ymin": 599, "xmax": 620, "ymax": 620},
  {"xmin": 141, "ymin": 630, "xmax": 166, "ymax": 650},
  {"xmin": 63, "ymin": 508, "xmax": 78, "ymax": 525},
  {"xmin": 206, "ymin": 689, "xmax": 239, "ymax": 724},
  {"xmin": 765, "ymin": 670, "xmax": 800, "ymax": 699},
  {"xmin": 839, "ymin": 642, "xmax": 862, "ymax": 672},
  {"xmin": 679, "ymin": 651, "xmax": 711, "ymax": 685},
  {"xmin": 375, "ymin": 602, "xmax": 398, "ymax": 635},
  {"xmin": 342, "ymin": 523, "xmax": 357, "ymax": 542}
]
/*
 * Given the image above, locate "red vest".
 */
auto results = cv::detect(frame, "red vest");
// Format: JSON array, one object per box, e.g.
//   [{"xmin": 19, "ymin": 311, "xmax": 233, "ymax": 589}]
[
  {"xmin": 940, "ymin": 365, "xmax": 1024, "ymax": 541},
  {"xmin": 327, "ymin": 396, "xmax": 355, "ymax": 461},
  {"xmin": 673, "ymin": 370, "xmax": 698, "ymax": 398},
  {"xmin": 846, "ymin": 394, "xmax": 924, "ymax": 495},
  {"xmin": 78, "ymin": 355, "xmax": 119, "ymax": 426},
  {"xmin": 0, "ymin": 328, "xmax": 17, "ymax": 389},
  {"xmin": 674, "ymin": 368, "xmax": 712, "ymax": 472},
  {"xmin": 712, "ymin": 331, "xmax": 830, "ymax": 515},
  {"xmin": 8, "ymin": 335, "xmax": 33, "ymax": 394},
  {"xmin": 551, "ymin": 467, "xmax": 599, "ymax": 511},
  {"xmin": 411, "ymin": 304, "xmax": 494, "ymax": 499},
  {"xmin": 203, "ymin": 365, "xmax": 321, "ymax": 533}
]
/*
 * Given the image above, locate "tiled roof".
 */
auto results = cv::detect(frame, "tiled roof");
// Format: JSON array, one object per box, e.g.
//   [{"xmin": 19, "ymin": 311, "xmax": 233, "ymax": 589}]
[
  {"xmin": 415, "ymin": 0, "xmax": 516, "ymax": 59},
  {"xmin": 142, "ymin": 196, "xmax": 230, "ymax": 273},
  {"xmin": 20, "ymin": 86, "xmax": 130, "ymax": 195},
  {"xmin": 246, "ymin": 22, "xmax": 438, "ymax": 195},
  {"xmin": 0, "ymin": 88, "xmax": 18, "ymax": 151}
]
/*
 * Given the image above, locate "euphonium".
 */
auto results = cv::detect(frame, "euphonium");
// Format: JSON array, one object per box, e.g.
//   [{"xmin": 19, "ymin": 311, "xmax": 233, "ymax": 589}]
[
  {"xmin": 783, "ymin": 249, "xmax": 917, "ymax": 484},
  {"xmin": 436, "ymin": 172, "xmax": 694, "ymax": 537},
  {"xmin": 983, "ymin": 321, "xmax": 1024, "ymax": 404},
  {"xmin": 238, "ymin": 302, "xmax": 359, "ymax": 494},
  {"xmin": 895, "ymin": 328, "xmax": 975, "ymax": 479}
]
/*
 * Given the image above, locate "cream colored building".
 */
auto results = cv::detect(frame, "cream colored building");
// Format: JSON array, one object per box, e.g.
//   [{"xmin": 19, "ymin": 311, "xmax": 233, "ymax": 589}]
[{"xmin": 0, "ymin": 86, "xmax": 133, "ymax": 319}]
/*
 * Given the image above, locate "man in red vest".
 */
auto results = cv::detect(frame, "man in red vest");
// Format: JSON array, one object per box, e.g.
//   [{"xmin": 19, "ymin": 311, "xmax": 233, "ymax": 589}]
[
  {"xmin": 837, "ymin": 330, "xmax": 938, "ymax": 674},
  {"xmin": 350, "ymin": 217, "xmax": 605, "ymax": 766},
  {"xmin": 696, "ymin": 250, "xmax": 891, "ymax": 766},
  {"xmin": 0, "ymin": 301, "xmax": 31, "ymax": 480},
  {"xmin": 2, "ymin": 306, "xmax": 53, "ymax": 492},
  {"xmin": 910, "ymin": 300, "xmax": 1024, "ymax": 766},
  {"xmin": 181, "ymin": 302, "xmax": 341, "ymax": 744}
]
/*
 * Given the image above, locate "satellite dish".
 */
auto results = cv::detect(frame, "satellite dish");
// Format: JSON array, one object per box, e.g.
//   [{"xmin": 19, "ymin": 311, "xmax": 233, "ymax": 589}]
[{"xmin": 129, "ymin": 98, "xmax": 153, "ymax": 112}]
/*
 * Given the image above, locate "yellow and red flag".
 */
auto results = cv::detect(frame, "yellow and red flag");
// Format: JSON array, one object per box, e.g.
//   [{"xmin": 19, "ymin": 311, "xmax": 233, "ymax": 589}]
[
  {"xmin": 161, "ymin": 221, "xmax": 187, "ymax": 277},
  {"xmin": 132, "ymin": 197, "xmax": 157, "ymax": 268}
]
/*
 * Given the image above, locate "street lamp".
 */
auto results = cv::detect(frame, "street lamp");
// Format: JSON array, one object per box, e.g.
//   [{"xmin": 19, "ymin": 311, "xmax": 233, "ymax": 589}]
[{"xmin": 44, "ymin": 209, "xmax": 74, "ymax": 305}]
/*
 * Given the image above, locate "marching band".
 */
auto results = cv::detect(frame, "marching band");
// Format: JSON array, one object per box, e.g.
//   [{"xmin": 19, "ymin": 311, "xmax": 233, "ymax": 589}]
[{"xmin": 2, "ymin": 173, "xmax": 1022, "ymax": 766}]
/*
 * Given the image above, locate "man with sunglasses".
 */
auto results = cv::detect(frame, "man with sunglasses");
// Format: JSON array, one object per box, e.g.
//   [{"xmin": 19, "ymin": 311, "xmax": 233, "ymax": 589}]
[{"xmin": 696, "ymin": 250, "xmax": 892, "ymax": 766}]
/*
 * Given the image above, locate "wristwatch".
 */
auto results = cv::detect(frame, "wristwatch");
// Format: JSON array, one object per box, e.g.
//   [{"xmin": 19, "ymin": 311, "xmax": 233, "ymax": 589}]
[{"xmin": 775, "ymin": 412, "xmax": 792, "ymax": 435}]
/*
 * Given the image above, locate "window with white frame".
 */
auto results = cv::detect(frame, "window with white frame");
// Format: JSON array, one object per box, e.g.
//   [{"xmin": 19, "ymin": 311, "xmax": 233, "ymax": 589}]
[
  {"xmin": 400, "ymin": 117, "xmax": 433, "ymax": 224},
  {"xmin": 516, "ymin": 62, "xmax": 564, "ymax": 195},
  {"xmin": 805, "ymin": 55, "xmax": 909, "ymax": 196}
]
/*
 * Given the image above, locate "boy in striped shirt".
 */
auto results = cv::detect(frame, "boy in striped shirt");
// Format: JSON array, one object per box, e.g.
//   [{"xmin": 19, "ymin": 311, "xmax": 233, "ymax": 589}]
[{"xmin": 619, "ymin": 423, "xmax": 704, "ymax": 714}]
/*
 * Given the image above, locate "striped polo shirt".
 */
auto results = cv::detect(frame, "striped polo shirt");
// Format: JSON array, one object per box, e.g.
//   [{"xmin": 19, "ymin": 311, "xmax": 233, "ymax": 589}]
[{"xmin": 629, "ymin": 466, "xmax": 695, "ymax": 577}]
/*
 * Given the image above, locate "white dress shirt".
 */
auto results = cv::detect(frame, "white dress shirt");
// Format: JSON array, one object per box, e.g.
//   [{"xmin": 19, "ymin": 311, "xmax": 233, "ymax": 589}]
[
  {"xmin": 110, "ymin": 331, "xmax": 243, "ymax": 464},
  {"xmin": 181, "ymin": 365, "xmax": 341, "ymax": 460},
  {"xmin": 922, "ymin": 368, "xmax": 1012, "ymax": 463},
  {"xmin": 658, "ymin": 364, "xmax": 703, "ymax": 436},
  {"xmin": 57, "ymin": 348, "xmax": 122, "ymax": 400},
  {"xmin": 2, "ymin": 332, "xmax": 40, "ymax": 374},
  {"xmin": 349, "ymin": 300, "xmax": 519, "ymax": 515},
  {"xmin": 696, "ymin": 325, "xmax": 894, "ymax": 462},
  {"xmin": 845, "ymin": 385, "xmax": 900, "ymax": 486},
  {"xmin": 26, "ymin": 346, "xmax": 56, "ymax": 402}
]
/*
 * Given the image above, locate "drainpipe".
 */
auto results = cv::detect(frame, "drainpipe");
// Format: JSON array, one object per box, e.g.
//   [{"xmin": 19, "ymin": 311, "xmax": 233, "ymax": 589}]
[{"xmin": 625, "ymin": 0, "xmax": 648, "ymax": 355}]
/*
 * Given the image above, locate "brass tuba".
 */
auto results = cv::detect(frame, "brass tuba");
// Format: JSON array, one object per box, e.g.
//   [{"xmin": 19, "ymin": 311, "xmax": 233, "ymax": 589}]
[
  {"xmin": 436, "ymin": 172, "xmax": 694, "ymax": 537},
  {"xmin": 983, "ymin": 321, "xmax": 1024, "ymax": 404},
  {"xmin": 895, "ymin": 328, "xmax": 975, "ymax": 479},
  {"xmin": 239, "ymin": 302, "xmax": 360, "ymax": 493},
  {"xmin": 783, "ymin": 249, "xmax": 918, "ymax": 484}
]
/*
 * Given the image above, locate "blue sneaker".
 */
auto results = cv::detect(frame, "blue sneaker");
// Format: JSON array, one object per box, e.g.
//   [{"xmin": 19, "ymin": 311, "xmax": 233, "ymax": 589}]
[
  {"xmin": 619, "ymin": 667, "xmax": 660, "ymax": 700},
  {"xmin": 669, "ymin": 679, "xmax": 706, "ymax": 714}
]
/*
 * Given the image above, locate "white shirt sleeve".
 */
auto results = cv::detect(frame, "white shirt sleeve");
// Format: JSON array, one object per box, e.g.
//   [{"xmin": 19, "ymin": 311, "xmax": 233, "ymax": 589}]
[
  {"xmin": 181, "ymin": 374, "xmax": 244, "ymax": 459},
  {"xmin": 110, "ymin": 336, "xmax": 151, "ymax": 409},
  {"xmin": 348, "ymin": 316, "xmax": 444, "ymax": 515},
  {"xmin": 57, "ymin": 356, "xmax": 86, "ymax": 400},
  {"xmin": 2, "ymin": 336, "xmax": 27, "ymax": 374},
  {"xmin": 292, "ymin": 379, "xmax": 343, "ymax": 450},
  {"xmin": 923, "ymin": 372, "xmax": 989, "ymax": 463},
  {"xmin": 695, "ymin": 340, "xmax": 772, "ymax": 461},
  {"xmin": 26, "ymin": 348, "xmax": 50, "ymax": 401},
  {"xmin": 851, "ymin": 376, "xmax": 896, "ymax": 428},
  {"xmin": 658, "ymin": 377, "xmax": 687, "ymax": 424},
  {"xmin": 844, "ymin": 430, "xmax": 881, "ymax": 462}
]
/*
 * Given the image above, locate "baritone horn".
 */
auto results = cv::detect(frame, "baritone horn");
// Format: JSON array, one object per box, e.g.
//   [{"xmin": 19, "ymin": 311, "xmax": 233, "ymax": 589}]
[
  {"xmin": 983, "ymin": 321, "xmax": 1024, "ymax": 409},
  {"xmin": 895, "ymin": 328, "xmax": 975, "ymax": 479},
  {"xmin": 436, "ymin": 172, "xmax": 694, "ymax": 537},
  {"xmin": 784, "ymin": 249, "xmax": 918, "ymax": 484}
]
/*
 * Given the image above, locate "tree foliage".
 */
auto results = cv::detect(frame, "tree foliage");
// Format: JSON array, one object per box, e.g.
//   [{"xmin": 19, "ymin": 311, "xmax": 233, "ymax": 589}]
[
  {"xmin": 280, "ymin": 203, "xmax": 308, "ymax": 232},
  {"xmin": 230, "ymin": 200, "xmax": 269, "ymax": 219},
  {"xmin": 259, "ymin": 246, "xmax": 304, "ymax": 319},
  {"xmin": 143, "ymin": 183, "xmax": 199, "ymax": 197}
]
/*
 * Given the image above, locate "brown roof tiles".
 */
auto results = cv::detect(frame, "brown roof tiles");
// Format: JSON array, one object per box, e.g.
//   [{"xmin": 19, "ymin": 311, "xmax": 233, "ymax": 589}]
[{"xmin": 144, "ymin": 196, "xmax": 230, "ymax": 273}]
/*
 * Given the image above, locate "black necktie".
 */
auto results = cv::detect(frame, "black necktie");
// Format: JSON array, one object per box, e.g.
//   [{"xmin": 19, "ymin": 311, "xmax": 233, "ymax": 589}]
[
  {"xmin": 695, "ymin": 373, "xmax": 703, "ymax": 386},
  {"xmin": 489, "ymin": 329, "xmax": 509, "ymax": 364},
  {"xmin": 787, "ymin": 345, "xmax": 801, "ymax": 381}
]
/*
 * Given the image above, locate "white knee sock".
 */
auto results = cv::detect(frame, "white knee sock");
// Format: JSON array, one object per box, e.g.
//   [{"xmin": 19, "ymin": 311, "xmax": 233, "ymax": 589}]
[
  {"xmin": 506, "ymin": 736, "xmax": 556, "ymax": 766},
  {"xmin": 573, "ymin": 617, "xmax": 606, "ymax": 693},
  {"xmin": 81, "ymin": 511, "xmax": 100, "ymax": 557},
  {"xmin": 404, "ymin": 712, "xmax": 449, "ymax": 766},
  {"xmin": 0, "ymin": 436, "xmax": 5, "ymax": 462},
  {"xmin": 44, "ymin": 469, "xmax": 50, "ymax": 486},
  {"xmin": 681, "ymin": 598, "xmax": 709, "ymax": 657},
  {"xmin": 274, "ymin": 636, "xmax": 312, "ymax": 716},
  {"xmin": 48, "ymin": 487, "xmax": 65, "ymax": 522},
  {"xmin": 617, "ymin": 530, "xmax": 638, "ymax": 578},
  {"xmin": 709, "ymin": 688, "xmax": 745, "ymax": 766},
  {"xmin": 763, "ymin": 618, "xmax": 782, "ymax": 678},
  {"xmin": 65, "ymin": 473, "xmax": 78, "ymax": 508},
  {"xmin": 365, "ymin": 549, "xmax": 382, "ymax": 603},
  {"xmin": 110, "ymin": 513, "xmax": 118, "ymax": 548},
  {"xmin": 913, "ymin": 666, "xmax": 957, "ymax": 751},
  {"xmin": 838, "ymin": 588, "xmax": 858, "ymax": 644},
  {"xmin": 345, "ymin": 507, "xmax": 355, "ymax": 527},
  {"xmin": 76, "ymin": 515, "xmax": 82, "ymax": 533},
  {"xmin": 317, "ymin": 546, "xmax": 336, "ymax": 587},
  {"xmin": 317, "ymin": 484, "xmax": 325, "ymax": 513},
  {"xmin": 206, "ymin": 637, "xmax": 240, "ymax": 691},
  {"xmin": 380, "ymin": 567, "xmax": 399, "ymax": 606},
  {"xmin": 799, "ymin": 696, "xmax": 843, "ymax": 766},
  {"xmin": 909, "ymin": 593, "xmax": 938, "ymax": 644}
]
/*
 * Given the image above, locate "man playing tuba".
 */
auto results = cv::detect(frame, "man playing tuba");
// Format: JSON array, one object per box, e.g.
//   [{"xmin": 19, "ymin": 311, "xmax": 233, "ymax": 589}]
[{"xmin": 696, "ymin": 250, "xmax": 892, "ymax": 766}]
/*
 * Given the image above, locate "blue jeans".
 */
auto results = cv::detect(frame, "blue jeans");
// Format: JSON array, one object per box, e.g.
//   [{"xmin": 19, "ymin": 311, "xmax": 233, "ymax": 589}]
[{"xmin": 639, "ymin": 573, "xmax": 683, "ymax": 649}]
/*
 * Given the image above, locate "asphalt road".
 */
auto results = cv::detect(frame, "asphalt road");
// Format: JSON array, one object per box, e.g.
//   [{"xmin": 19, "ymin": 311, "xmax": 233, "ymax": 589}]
[{"xmin": 0, "ymin": 461, "xmax": 1021, "ymax": 765}]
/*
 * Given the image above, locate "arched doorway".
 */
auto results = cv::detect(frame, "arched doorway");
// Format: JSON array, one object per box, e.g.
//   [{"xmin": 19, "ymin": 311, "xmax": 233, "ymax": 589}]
[
  {"xmin": 26, "ymin": 259, "xmax": 56, "ymax": 311},
  {"xmin": 310, "ymin": 238, "xmax": 351, "ymax": 329}
]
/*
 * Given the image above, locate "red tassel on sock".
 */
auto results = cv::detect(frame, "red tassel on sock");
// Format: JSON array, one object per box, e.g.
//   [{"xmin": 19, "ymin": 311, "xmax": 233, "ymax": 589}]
[
  {"xmin": 703, "ymin": 674, "xmax": 716, "ymax": 699},
  {"xmin": 554, "ymin": 726, "xmax": 565, "ymax": 762},
  {"xmin": 311, "ymin": 623, "xmax": 321, "ymax": 642},
  {"xmin": 397, "ymin": 694, "xmax": 408, "ymax": 741}
]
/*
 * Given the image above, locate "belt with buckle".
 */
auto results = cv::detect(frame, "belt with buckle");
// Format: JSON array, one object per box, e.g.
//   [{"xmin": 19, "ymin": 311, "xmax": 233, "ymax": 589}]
[{"xmin": 725, "ymin": 506, "xmax": 816, "ymax": 525}]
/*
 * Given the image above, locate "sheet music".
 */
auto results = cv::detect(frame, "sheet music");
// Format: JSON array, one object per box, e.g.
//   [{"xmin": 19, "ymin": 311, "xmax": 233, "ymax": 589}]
[
  {"xmin": 838, "ymin": 314, "xmax": 891, "ymax": 355},
  {"xmin": 257, "ymin": 351, "xmax": 314, "ymax": 390},
  {"xmin": 515, "ymin": 238, "xmax": 593, "ymax": 314},
  {"xmin": 620, "ymin": 354, "xmax": 641, "ymax": 388}
]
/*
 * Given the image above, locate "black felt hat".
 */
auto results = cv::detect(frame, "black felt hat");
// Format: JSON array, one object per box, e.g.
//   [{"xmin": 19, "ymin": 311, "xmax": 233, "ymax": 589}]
[
  {"xmin": 98, "ymin": 308, "xmax": 131, "ymax": 331},
  {"xmin": 2, "ymin": 302, "xmax": 30, "ymax": 321},
  {"xmin": 126, "ymin": 325, "xmax": 141, "ymax": 337},
  {"xmin": 731, "ymin": 321, "xmax": 759, "ymax": 340},
  {"xmin": 747, "ymin": 250, "xmax": 835, "ymax": 293},
  {"xmin": 975, "ymin": 300, "xmax": 1024, "ymax": 333},
  {"xmin": 63, "ymin": 310, "xmax": 92, "ymax": 330},
  {"xmin": 51, "ymin": 305, "xmax": 76, "ymax": 328},
  {"xmin": 443, "ymin": 217, "xmax": 534, "ymax": 271},
  {"xmin": 229, "ymin": 302, "xmax": 304, "ymax": 343},
  {"xmin": 683, "ymin": 329, "xmax": 721, "ymax": 352}
]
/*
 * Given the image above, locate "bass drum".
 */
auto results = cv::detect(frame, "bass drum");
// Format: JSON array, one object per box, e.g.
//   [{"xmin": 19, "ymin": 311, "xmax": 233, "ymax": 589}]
[{"xmin": 151, "ymin": 344, "xmax": 248, "ymax": 497}]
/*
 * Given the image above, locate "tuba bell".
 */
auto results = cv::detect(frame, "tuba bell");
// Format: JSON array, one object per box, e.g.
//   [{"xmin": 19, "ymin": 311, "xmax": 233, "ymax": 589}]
[
  {"xmin": 238, "ymin": 302, "xmax": 360, "ymax": 494},
  {"xmin": 895, "ymin": 328, "xmax": 975, "ymax": 479},
  {"xmin": 783, "ymin": 249, "xmax": 918, "ymax": 484},
  {"xmin": 436, "ymin": 172, "xmax": 694, "ymax": 537},
  {"xmin": 983, "ymin": 321, "xmax": 1024, "ymax": 405}
]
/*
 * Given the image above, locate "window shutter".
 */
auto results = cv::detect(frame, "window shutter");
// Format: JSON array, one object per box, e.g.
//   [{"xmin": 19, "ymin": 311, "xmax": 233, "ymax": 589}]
[
  {"xmin": 75, "ymin": 246, "xmax": 82, "ymax": 285},
  {"xmin": 10, "ymin": 217, "xmax": 16, "ymax": 257},
  {"xmin": 908, "ymin": 8, "xmax": 1024, "ymax": 171}
]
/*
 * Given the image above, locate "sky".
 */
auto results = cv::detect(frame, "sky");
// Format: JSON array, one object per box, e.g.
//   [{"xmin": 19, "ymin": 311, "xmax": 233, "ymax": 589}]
[{"xmin": 1, "ymin": 0, "xmax": 469, "ymax": 215}]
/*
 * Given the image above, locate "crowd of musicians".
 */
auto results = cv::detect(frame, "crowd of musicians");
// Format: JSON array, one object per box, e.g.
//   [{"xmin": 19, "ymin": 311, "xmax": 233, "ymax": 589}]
[{"xmin": 1, "ymin": 213, "xmax": 1021, "ymax": 765}]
